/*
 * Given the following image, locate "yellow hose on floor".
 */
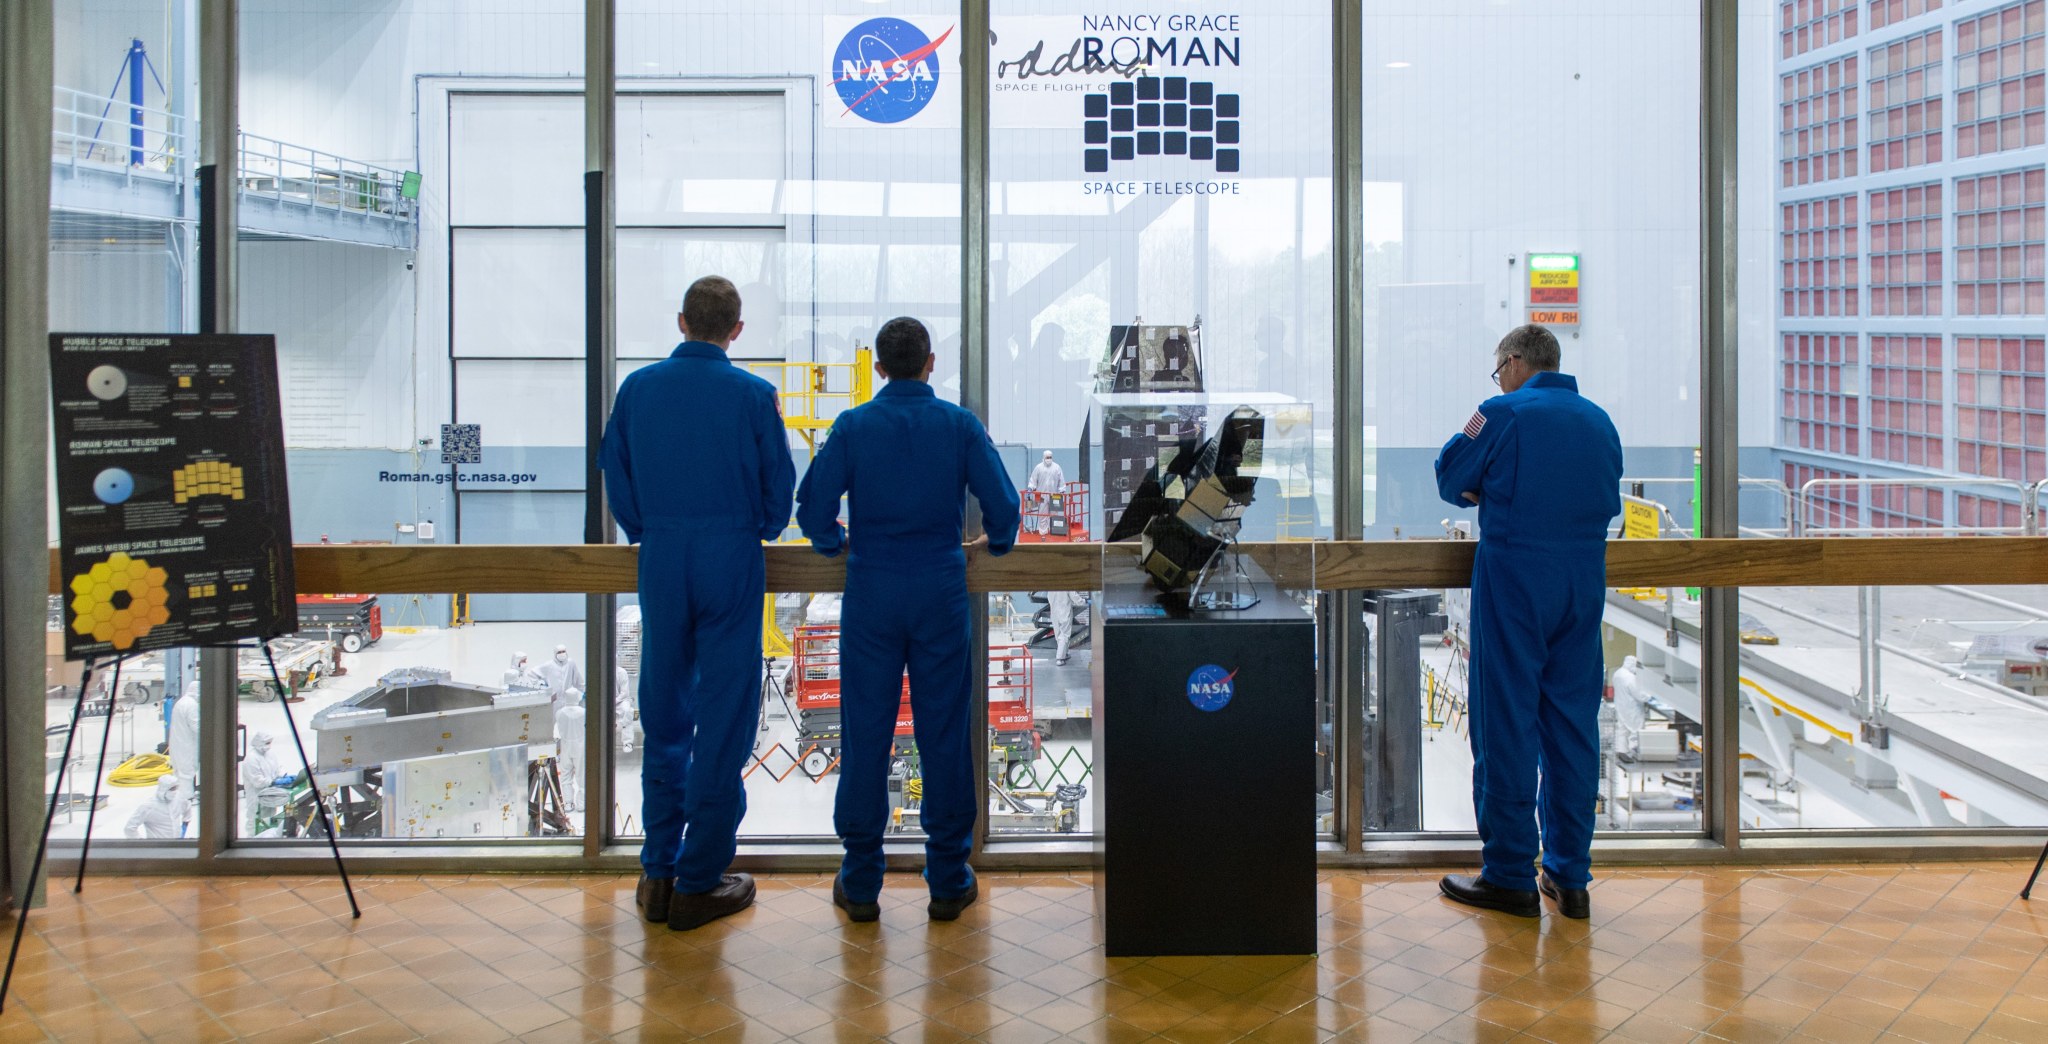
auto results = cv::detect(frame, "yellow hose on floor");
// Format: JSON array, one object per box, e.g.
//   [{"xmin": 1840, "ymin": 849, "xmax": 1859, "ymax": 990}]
[{"xmin": 107, "ymin": 752, "xmax": 173, "ymax": 787}]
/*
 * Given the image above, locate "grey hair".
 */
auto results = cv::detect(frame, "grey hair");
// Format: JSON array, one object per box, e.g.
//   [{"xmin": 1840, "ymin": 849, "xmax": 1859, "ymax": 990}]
[{"xmin": 1496, "ymin": 324, "xmax": 1561, "ymax": 371}]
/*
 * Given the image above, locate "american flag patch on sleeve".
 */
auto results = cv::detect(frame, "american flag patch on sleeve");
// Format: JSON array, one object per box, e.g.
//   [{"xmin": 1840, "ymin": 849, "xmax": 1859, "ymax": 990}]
[{"xmin": 1461, "ymin": 410, "xmax": 1487, "ymax": 439}]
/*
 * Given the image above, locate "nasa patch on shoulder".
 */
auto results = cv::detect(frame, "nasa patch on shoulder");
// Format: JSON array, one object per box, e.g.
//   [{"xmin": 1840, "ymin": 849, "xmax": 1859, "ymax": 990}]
[{"xmin": 1462, "ymin": 410, "xmax": 1487, "ymax": 439}]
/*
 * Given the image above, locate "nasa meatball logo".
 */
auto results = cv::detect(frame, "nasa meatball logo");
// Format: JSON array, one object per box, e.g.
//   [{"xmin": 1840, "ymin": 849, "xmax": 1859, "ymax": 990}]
[
  {"xmin": 833, "ymin": 17, "xmax": 952, "ymax": 125},
  {"xmin": 1186, "ymin": 664, "xmax": 1236, "ymax": 712}
]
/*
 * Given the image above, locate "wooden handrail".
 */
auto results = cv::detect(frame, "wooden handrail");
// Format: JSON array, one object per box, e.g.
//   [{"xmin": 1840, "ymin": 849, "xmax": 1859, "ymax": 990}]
[{"xmin": 47, "ymin": 537, "xmax": 2048, "ymax": 596}]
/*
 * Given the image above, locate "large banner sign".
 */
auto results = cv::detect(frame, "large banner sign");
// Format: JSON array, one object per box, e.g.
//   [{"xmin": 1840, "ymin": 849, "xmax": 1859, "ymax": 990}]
[
  {"xmin": 51, "ymin": 334, "xmax": 296, "ymax": 659},
  {"xmin": 991, "ymin": 14, "xmax": 1248, "ymax": 186}
]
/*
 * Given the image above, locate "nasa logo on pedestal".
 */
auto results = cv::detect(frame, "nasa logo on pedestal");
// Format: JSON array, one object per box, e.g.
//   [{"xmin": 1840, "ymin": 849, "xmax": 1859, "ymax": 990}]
[
  {"xmin": 1187, "ymin": 664, "xmax": 1236, "ymax": 712},
  {"xmin": 832, "ymin": 17, "xmax": 951, "ymax": 125}
]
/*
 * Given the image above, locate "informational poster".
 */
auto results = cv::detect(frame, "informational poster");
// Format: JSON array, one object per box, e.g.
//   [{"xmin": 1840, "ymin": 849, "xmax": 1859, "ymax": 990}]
[{"xmin": 50, "ymin": 334, "xmax": 296, "ymax": 659}]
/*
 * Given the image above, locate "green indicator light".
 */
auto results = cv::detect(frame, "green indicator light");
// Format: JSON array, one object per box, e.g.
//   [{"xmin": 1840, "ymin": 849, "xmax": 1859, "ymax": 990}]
[{"xmin": 1528, "ymin": 253, "xmax": 1579, "ymax": 271}]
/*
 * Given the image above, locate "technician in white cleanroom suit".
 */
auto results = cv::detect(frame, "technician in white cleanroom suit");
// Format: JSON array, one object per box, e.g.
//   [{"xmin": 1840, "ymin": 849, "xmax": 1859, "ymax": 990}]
[
  {"xmin": 539, "ymin": 644, "xmax": 586, "ymax": 719},
  {"xmin": 167, "ymin": 680, "xmax": 201, "ymax": 798},
  {"xmin": 1027, "ymin": 451, "xmax": 1066, "ymax": 536},
  {"xmin": 240, "ymin": 731, "xmax": 287, "ymax": 836},
  {"xmin": 1610, "ymin": 655, "xmax": 1646, "ymax": 759},
  {"xmin": 503, "ymin": 651, "xmax": 545, "ymax": 691},
  {"xmin": 1046, "ymin": 590, "xmax": 1078, "ymax": 667},
  {"xmin": 555, "ymin": 689, "xmax": 587, "ymax": 812},
  {"xmin": 615, "ymin": 664, "xmax": 638, "ymax": 754},
  {"xmin": 125, "ymin": 776, "xmax": 189, "ymax": 839}
]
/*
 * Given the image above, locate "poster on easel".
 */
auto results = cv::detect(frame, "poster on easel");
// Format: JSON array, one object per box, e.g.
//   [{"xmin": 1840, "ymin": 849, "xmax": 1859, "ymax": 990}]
[{"xmin": 49, "ymin": 333, "xmax": 296, "ymax": 659}]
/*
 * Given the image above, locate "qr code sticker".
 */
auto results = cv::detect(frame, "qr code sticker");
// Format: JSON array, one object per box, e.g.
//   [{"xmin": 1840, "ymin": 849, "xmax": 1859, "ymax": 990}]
[{"xmin": 441, "ymin": 423, "xmax": 482, "ymax": 464}]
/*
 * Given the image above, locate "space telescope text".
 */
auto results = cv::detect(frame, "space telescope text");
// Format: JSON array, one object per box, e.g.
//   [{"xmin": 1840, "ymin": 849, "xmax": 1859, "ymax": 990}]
[{"xmin": 1083, "ymin": 180, "xmax": 1243, "ymax": 196}]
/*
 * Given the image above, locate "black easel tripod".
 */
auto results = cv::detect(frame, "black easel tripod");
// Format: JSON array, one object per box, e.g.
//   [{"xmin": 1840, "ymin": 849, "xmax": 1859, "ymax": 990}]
[
  {"xmin": 2024, "ymin": 838, "xmax": 2048, "ymax": 900},
  {"xmin": 0, "ymin": 638, "xmax": 361, "ymax": 1015}
]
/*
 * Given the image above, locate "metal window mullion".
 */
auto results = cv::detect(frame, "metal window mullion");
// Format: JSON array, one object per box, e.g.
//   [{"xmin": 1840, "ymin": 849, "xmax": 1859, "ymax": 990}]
[
  {"xmin": 196, "ymin": 0, "xmax": 239, "ymax": 864},
  {"xmin": 1332, "ymin": 0, "xmax": 1367, "ymax": 853},
  {"xmin": 961, "ymin": 0, "xmax": 992, "ymax": 856},
  {"xmin": 3, "ymin": 0, "xmax": 57, "ymax": 905},
  {"xmin": 1700, "ymin": 0, "xmax": 1742, "ymax": 854},
  {"xmin": 583, "ymin": 0, "xmax": 618, "ymax": 861}
]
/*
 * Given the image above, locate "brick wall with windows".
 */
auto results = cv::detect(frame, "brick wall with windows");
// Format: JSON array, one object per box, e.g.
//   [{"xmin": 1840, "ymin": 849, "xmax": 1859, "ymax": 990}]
[
  {"xmin": 1868, "ymin": 183, "xmax": 1944, "ymax": 313},
  {"xmin": 1783, "ymin": 333, "xmax": 1863, "ymax": 455},
  {"xmin": 1869, "ymin": 0, "xmax": 1942, "ymax": 32},
  {"xmin": 1868, "ymin": 334, "xmax": 1945, "ymax": 466},
  {"xmin": 1954, "ymin": 167, "xmax": 2047, "ymax": 316},
  {"xmin": 1869, "ymin": 29, "xmax": 1945, "ymax": 172},
  {"xmin": 1956, "ymin": 335, "xmax": 2047, "ymax": 480},
  {"xmin": 1959, "ymin": 492, "xmax": 2026, "ymax": 529},
  {"xmin": 1868, "ymin": 484, "xmax": 1945, "ymax": 528},
  {"xmin": 1786, "ymin": 0, "xmax": 1862, "ymax": 59},
  {"xmin": 1788, "ymin": 462, "xmax": 1865, "ymax": 531},
  {"xmin": 1782, "ymin": 195, "xmax": 1861, "ymax": 316},
  {"xmin": 1782, "ymin": 56, "xmax": 1863, "ymax": 187},
  {"xmin": 1954, "ymin": 0, "xmax": 2046, "ymax": 159}
]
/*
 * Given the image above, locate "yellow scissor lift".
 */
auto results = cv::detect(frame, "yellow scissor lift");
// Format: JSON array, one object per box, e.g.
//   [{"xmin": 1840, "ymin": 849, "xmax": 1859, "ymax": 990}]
[{"xmin": 745, "ymin": 348, "xmax": 874, "ymax": 657}]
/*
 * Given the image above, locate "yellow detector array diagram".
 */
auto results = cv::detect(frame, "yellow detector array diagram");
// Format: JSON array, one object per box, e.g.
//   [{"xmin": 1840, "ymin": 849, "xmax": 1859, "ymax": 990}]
[
  {"xmin": 173, "ymin": 460, "xmax": 245, "ymax": 503},
  {"xmin": 69, "ymin": 552, "xmax": 172, "ymax": 650}
]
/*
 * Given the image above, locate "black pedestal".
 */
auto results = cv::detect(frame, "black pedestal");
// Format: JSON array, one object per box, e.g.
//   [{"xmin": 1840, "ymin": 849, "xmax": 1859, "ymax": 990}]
[{"xmin": 1094, "ymin": 578, "xmax": 1317, "ymax": 956}]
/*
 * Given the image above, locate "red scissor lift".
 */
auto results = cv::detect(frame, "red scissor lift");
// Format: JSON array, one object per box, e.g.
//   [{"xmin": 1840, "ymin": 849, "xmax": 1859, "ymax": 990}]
[
  {"xmin": 1019, "ymin": 482, "xmax": 1090, "ymax": 542},
  {"xmin": 789, "ymin": 625, "xmax": 1035, "ymax": 774}
]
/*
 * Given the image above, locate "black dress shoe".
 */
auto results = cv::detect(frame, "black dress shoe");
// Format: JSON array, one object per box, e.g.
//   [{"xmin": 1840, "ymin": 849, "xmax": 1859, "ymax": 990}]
[
  {"xmin": 832, "ymin": 876, "xmax": 880, "ymax": 923},
  {"xmin": 927, "ymin": 880, "xmax": 979, "ymax": 922},
  {"xmin": 669, "ymin": 873, "xmax": 756, "ymax": 931},
  {"xmin": 1438, "ymin": 874, "xmax": 1540, "ymax": 918},
  {"xmin": 635, "ymin": 875, "xmax": 674, "ymax": 923},
  {"xmin": 1539, "ymin": 871, "xmax": 1590, "ymax": 920}
]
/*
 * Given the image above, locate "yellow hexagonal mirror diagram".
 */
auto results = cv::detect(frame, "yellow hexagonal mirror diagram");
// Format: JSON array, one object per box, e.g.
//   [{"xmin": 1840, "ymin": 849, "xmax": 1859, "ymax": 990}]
[{"xmin": 67, "ymin": 551, "xmax": 173, "ymax": 650}]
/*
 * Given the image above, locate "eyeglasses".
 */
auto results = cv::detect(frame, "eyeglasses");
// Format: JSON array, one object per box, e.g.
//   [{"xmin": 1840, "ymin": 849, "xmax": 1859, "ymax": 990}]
[{"xmin": 1490, "ymin": 354, "xmax": 1520, "ymax": 386}]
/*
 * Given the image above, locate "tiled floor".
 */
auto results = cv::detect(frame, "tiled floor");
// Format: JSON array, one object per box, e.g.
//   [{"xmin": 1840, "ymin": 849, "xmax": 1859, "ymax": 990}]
[{"xmin": 2, "ymin": 863, "xmax": 2046, "ymax": 1042}]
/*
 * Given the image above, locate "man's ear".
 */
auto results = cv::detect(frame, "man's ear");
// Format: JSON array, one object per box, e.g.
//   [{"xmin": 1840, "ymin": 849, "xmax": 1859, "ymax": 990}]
[{"xmin": 677, "ymin": 314, "xmax": 689, "ymax": 338}]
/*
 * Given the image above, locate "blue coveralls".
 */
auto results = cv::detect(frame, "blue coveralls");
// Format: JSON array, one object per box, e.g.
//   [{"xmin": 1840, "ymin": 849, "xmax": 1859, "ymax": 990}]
[
  {"xmin": 1435, "ymin": 370, "xmax": 1622, "ymax": 891},
  {"xmin": 795, "ymin": 379, "xmax": 1020, "ymax": 904},
  {"xmin": 599, "ymin": 341, "xmax": 795, "ymax": 893}
]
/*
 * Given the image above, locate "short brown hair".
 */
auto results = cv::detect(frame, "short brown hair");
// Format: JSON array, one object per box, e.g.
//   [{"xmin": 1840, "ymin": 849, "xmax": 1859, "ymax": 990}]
[{"xmin": 680, "ymin": 276, "xmax": 742, "ymax": 342}]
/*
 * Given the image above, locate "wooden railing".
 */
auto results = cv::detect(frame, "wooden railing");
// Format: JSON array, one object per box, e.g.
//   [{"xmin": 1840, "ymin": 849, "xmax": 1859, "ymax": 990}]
[{"xmin": 48, "ymin": 538, "xmax": 2048, "ymax": 595}]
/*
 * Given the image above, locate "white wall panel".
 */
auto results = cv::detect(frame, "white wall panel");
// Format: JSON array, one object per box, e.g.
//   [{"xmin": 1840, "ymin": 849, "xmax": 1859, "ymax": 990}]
[
  {"xmin": 618, "ymin": 94, "xmax": 788, "ymax": 225},
  {"xmin": 618, "ymin": 228, "xmax": 790, "ymax": 359},
  {"xmin": 239, "ymin": 242, "xmax": 417, "ymax": 450},
  {"xmin": 455, "ymin": 359, "xmax": 582, "ymax": 447},
  {"xmin": 450, "ymin": 93, "xmax": 585, "ymax": 228},
  {"xmin": 451, "ymin": 228, "xmax": 583, "ymax": 358}
]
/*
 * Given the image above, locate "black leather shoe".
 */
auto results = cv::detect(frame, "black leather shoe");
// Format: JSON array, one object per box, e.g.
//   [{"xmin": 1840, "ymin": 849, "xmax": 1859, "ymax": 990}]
[
  {"xmin": 668, "ymin": 873, "xmax": 755, "ymax": 931},
  {"xmin": 635, "ymin": 875, "xmax": 674, "ymax": 923},
  {"xmin": 927, "ymin": 880, "xmax": 979, "ymax": 922},
  {"xmin": 1438, "ymin": 874, "xmax": 1539, "ymax": 918},
  {"xmin": 1539, "ymin": 871, "xmax": 1590, "ymax": 920},
  {"xmin": 833, "ymin": 876, "xmax": 879, "ymax": 923}
]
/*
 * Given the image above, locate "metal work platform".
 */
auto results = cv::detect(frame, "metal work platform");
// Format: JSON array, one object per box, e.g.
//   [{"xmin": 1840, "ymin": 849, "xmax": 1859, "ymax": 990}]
[{"xmin": 51, "ymin": 85, "xmax": 417, "ymax": 252}]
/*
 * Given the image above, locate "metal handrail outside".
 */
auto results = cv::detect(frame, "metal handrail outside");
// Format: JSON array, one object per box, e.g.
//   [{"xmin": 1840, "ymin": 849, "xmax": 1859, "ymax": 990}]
[
  {"xmin": 236, "ymin": 131, "xmax": 414, "ymax": 222},
  {"xmin": 50, "ymin": 84, "xmax": 184, "ymax": 172},
  {"xmin": 1796, "ymin": 476, "xmax": 2033, "ymax": 537}
]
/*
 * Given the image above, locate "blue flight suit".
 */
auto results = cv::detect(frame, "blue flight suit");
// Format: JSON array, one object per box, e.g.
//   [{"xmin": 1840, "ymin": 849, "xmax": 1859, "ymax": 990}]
[
  {"xmin": 795, "ymin": 379, "xmax": 1020, "ymax": 904},
  {"xmin": 1435, "ymin": 370, "xmax": 1622, "ymax": 892},
  {"xmin": 600, "ymin": 340, "xmax": 794, "ymax": 894}
]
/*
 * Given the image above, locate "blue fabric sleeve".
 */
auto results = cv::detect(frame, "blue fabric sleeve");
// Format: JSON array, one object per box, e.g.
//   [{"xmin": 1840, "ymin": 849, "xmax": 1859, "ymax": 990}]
[
  {"xmin": 598, "ymin": 394, "xmax": 642, "ymax": 544},
  {"xmin": 966, "ymin": 418, "xmax": 1022, "ymax": 556},
  {"xmin": 1435, "ymin": 400, "xmax": 1510, "ymax": 508},
  {"xmin": 795, "ymin": 418, "xmax": 850, "ymax": 557},
  {"xmin": 756, "ymin": 385, "xmax": 797, "ymax": 542}
]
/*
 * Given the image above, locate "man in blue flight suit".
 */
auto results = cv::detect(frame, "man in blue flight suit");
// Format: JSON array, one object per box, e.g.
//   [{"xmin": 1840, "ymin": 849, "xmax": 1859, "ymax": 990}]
[
  {"xmin": 1434, "ymin": 324, "xmax": 1622, "ymax": 920},
  {"xmin": 600, "ymin": 275, "xmax": 795, "ymax": 931},
  {"xmin": 797, "ymin": 317, "xmax": 1020, "ymax": 923}
]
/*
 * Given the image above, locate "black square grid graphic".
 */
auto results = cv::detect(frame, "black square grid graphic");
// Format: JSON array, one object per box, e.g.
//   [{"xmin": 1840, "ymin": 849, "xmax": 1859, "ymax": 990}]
[
  {"xmin": 1084, "ymin": 79, "xmax": 1241, "ymax": 173},
  {"xmin": 441, "ymin": 423, "xmax": 482, "ymax": 464}
]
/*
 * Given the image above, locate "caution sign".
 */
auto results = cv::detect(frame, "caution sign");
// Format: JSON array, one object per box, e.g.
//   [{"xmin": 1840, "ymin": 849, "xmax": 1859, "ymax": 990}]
[
  {"xmin": 50, "ymin": 334, "xmax": 296, "ymax": 659},
  {"xmin": 1526, "ymin": 253, "xmax": 1581, "ymax": 328},
  {"xmin": 1621, "ymin": 499, "xmax": 1661, "ymax": 540}
]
